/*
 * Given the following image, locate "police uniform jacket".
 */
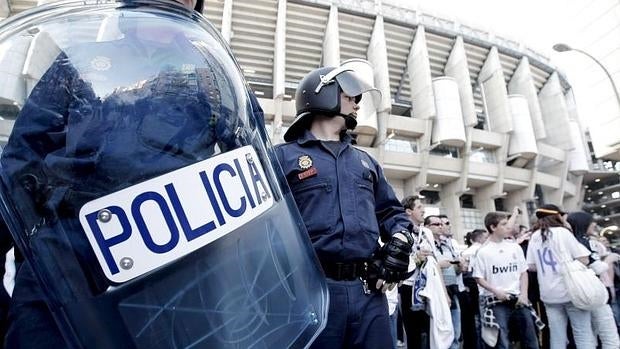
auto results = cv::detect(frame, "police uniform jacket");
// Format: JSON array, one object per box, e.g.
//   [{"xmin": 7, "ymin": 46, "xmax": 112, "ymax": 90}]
[{"xmin": 274, "ymin": 130, "xmax": 410, "ymax": 263}]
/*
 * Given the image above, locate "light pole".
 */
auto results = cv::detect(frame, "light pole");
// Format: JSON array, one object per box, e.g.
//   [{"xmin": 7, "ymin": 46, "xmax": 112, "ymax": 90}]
[{"xmin": 553, "ymin": 43, "xmax": 620, "ymax": 107}]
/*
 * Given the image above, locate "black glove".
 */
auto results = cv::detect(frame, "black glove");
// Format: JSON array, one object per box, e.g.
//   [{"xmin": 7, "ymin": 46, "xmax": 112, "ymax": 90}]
[
  {"xmin": 366, "ymin": 231, "xmax": 414, "ymax": 286},
  {"xmin": 382, "ymin": 233, "xmax": 414, "ymax": 281}
]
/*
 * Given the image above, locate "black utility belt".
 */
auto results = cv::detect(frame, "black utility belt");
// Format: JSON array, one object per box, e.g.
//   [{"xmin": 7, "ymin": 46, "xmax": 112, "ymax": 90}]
[{"xmin": 320, "ymin": 260, "xmax": 367, "ymax": 281}]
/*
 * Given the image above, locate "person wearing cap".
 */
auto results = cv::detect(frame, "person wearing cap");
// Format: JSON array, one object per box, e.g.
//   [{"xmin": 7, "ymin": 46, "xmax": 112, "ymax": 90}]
[
  {"xmin": 274, "ymin": 65, "xmax": 414, "ymax": 348},
  {"xmin": 525, "ymin": 204, "xmax": 596, "ymax": 349}
]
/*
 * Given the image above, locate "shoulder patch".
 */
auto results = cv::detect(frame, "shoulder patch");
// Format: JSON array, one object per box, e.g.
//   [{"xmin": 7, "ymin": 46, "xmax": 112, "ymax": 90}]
[{"xmin": 361, "ymin": 159, "xmax": 370, "ymax": 169}]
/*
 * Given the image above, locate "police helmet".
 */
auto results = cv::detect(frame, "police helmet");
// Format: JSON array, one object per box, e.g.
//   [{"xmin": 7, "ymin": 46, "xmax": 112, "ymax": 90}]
[{"xmin": 283, "ymin": 65, "xmax": 380, "ymax": 142}]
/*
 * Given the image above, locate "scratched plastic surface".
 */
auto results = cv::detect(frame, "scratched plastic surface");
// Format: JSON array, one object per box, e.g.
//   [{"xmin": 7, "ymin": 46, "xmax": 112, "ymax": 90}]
[{"xmin": 0, "ymin": 0, "xmax": 327, "ymax": 347}]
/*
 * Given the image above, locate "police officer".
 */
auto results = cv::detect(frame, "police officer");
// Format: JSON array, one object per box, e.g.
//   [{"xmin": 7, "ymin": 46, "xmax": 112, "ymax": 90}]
[{"xmin": 274, "ymin": 65, "xmax": 414, "ymax": 348}]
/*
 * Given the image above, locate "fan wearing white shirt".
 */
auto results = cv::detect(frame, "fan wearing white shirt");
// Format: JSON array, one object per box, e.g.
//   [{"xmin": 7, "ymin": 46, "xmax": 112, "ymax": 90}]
[
  {"xmin": 472, "ymin": 208, "xmax": 539, "ymax": 349},
  {"xmin": 525, "ymin": 204, "xmax": 595, "ymax": 349}
]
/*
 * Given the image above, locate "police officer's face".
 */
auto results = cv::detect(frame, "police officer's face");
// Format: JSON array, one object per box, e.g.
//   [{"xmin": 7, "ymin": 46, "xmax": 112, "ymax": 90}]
[{"xmin": 340, "ymin": 93, "xmax": 360, "ymax": 117}]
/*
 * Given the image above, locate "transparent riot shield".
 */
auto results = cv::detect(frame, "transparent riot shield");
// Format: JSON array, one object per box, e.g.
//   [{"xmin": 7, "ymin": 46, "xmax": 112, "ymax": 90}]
[{"xmin": 0, "ymin": 1, "xmax": 328, "ymax": 347}]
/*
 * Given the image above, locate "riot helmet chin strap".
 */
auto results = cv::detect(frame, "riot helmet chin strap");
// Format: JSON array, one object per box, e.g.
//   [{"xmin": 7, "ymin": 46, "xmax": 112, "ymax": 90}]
[
  {"xmin": 340, "ymin": 114, "xmax": 358, "ymax": 130},
  {"xmin": 305, "ymin": 112, "xmax": 357, "ymax": 132}
]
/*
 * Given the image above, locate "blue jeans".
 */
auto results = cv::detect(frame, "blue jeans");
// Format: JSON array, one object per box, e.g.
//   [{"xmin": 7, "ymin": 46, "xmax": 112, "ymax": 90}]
[
  {"xmin": 490, "ymin": 303, "xmax": 539, "ymax": 349},
  {"xmin": 545, "ymin": 302, "xmax": 596, "ymax": 349},
  {"xmin": 611, "ymin": 297, "xmax": 620, "ymax": 332},
  {"xmin": 448, "ymin": 291, "xmax": 461, "ymax": 349},
  {"xmin": 474, "ymin": 313, "xmax": 484, "ymax": 349},
  {"xmin": 389, "ymin": 312, "xmax": 398, "ymax": 349},
  {"xmin": 591, "ymin": 303, "xmax": 620, "ymax": 349}
]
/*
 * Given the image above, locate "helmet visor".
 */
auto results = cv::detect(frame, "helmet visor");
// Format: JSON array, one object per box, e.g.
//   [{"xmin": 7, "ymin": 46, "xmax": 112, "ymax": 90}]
[{"xmin": 334, "ymin": 69, "xmax": 381, "ymax": 108}]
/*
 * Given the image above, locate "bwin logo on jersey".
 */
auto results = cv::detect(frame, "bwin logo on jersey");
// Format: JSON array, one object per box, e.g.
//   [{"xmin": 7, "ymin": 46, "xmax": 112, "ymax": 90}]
[
  {"xmin": 492, "ymin": 262, "xmax": 518, "ymax": 274},
  {"xmin": 79, "ymin": 146, "xmax": 273, "ymax": 284}
]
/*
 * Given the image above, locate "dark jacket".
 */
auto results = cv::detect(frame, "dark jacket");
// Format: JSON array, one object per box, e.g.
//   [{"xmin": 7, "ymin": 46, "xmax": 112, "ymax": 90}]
[{"xmin": 274, "ymin": 130, "xmax": 409, "ymax": 262}]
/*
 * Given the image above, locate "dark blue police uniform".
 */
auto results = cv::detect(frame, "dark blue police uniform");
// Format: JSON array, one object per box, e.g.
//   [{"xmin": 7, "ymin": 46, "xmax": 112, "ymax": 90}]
[
  {"xmin": 275, "ymin": 130, "xmax": 410, "ymax": 348},
  {"xmin": 0, "ymin": 28, "xmax": 248, "ymax": 347}
]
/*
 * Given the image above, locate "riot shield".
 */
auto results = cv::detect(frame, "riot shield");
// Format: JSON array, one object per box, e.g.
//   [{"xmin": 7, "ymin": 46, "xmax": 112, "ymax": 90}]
[{"xmin": 0, "ymin": 1, "xmax": 328, "ymax": 347}]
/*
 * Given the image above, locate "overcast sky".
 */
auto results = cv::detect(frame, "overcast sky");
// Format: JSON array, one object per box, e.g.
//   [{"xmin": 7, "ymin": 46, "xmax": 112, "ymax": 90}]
[{"xmin": 387, "ymin": 0, "xmax": 577, "ymax": 58}]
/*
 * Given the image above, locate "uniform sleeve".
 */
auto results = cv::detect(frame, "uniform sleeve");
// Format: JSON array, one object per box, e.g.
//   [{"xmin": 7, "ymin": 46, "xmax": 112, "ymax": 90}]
[{"xmin": 370, "ymin": 157, "xmax": 410, "ymax": 241}]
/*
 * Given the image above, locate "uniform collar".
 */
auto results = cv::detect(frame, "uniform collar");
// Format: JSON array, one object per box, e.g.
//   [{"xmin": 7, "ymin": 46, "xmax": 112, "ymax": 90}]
[{"xmin": 296, "ymin": 129, "xmax": 354, "ymax": 146}]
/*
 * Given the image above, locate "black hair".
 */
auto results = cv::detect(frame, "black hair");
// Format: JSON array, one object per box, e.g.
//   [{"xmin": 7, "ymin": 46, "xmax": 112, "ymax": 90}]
[
  {"xmin": 401, "ymin": 195, "xmax": 421, "ymax": 210},
  {"xmin": 567, "ymin": 211, "xmax": 593, "ymax": 237},
  {"xmin": 532, "ymin": 214, "xmax": 566, "ymax": 241},
  {"xmin": 484, "ymin": 212, "xmax": 508, "ymax": 234},
  {"xmin": 424, "ymin": 215, "xmax": 440, "ymax": 226},
  {"xmin": 437, "ymin": 214, "xmax": 449, "ymax": 220},
  {"xmin": 464, "ymin": 229, "xmax": 486, "ymax": 246}
]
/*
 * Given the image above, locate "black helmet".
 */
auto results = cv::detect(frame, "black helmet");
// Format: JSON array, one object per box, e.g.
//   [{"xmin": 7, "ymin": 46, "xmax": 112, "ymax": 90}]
[{"xmin": 283, "ymin": 65, "xmax": 380, "ymax": 142}]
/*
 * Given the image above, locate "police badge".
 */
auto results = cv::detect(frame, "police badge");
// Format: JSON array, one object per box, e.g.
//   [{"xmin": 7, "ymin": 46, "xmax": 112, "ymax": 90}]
[
  {"xmin": 297, "ymin": 155, "xmax": 317, "ymax": 180},
  {"xmin": 298, "ymin": 155, "xmax": 312, "ymax": 170}
]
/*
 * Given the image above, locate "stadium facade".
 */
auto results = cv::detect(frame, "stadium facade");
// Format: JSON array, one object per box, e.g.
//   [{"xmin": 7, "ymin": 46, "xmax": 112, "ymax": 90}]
[{"xmin": 0, "ymin": 0, "xmax": 606, "ymax": 240}]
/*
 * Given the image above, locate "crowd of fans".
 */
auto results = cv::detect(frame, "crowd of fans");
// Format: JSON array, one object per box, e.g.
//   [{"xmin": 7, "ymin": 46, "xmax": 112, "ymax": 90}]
[{"xmin": 388, "ymin": 196, "xmax": 620, "ymax": 349}]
